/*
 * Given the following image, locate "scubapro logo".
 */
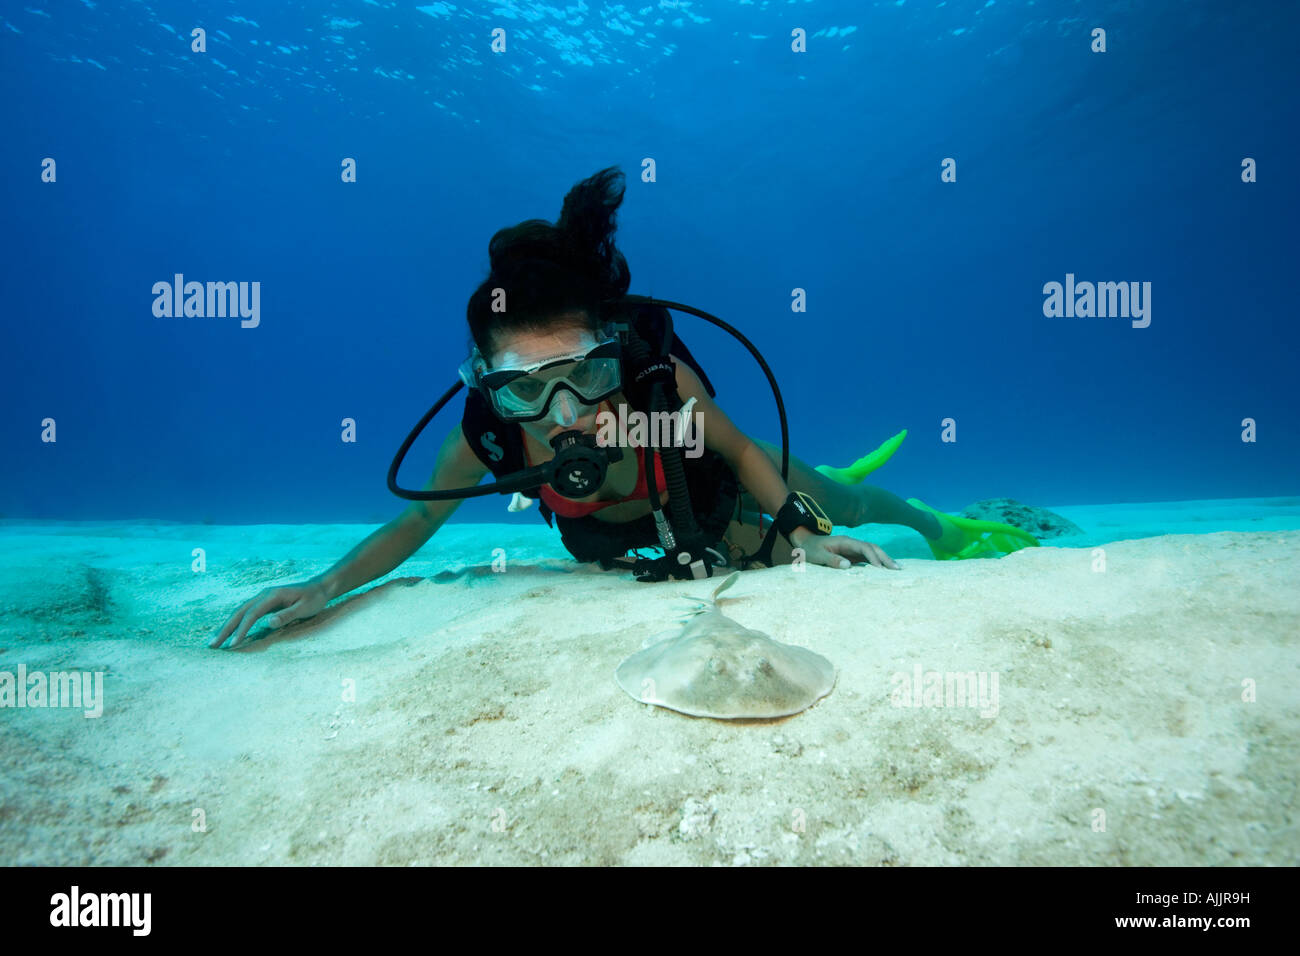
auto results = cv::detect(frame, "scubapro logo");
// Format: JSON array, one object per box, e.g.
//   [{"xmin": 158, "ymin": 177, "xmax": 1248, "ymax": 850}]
[{"xmin": 481, "ymin": 432, "xmax": 504, "ymax": 463}]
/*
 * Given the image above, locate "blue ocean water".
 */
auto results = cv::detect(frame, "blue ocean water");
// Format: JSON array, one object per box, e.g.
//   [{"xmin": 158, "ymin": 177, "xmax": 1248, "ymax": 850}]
[{"xmin": 2, "ymin": 0, "xmax": 1296, "ymax": 527}]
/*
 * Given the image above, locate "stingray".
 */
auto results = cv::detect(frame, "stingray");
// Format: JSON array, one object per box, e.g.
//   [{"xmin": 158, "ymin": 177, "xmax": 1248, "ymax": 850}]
[{"xmin": 615, "ymin": 571, "xmax": 836, "ymax": 719}]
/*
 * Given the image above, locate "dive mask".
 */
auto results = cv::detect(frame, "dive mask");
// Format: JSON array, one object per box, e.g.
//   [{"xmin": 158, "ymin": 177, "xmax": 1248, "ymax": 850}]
[{"xmin": 459, "ymin": 335, "xmax": 623, "ymax": 423}]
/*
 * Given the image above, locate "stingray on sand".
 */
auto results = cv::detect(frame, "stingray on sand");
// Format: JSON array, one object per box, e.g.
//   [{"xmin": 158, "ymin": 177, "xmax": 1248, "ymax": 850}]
[{"xmin": 615, "ymin": 572, "xmax": 836, "ymax": 719}]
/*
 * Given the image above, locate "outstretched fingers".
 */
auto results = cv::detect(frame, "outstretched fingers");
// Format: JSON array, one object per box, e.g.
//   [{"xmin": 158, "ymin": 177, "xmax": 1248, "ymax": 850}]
[
  {"xmin": 213, "ymin": 591, "xmax": 288, "ymax": 649},
  {"xmin": 829, "ymin": 536, "xmax": 900, "ymax": 570}
]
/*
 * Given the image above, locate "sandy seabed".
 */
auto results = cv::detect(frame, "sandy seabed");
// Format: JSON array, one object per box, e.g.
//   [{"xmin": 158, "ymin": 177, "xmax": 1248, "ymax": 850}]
[{"xmin": 1, "ymin": 498, "xmax": 1297, "ymax": 866}]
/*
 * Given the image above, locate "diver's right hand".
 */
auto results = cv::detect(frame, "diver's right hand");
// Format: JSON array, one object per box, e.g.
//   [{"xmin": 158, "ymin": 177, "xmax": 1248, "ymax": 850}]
[{"xmin": 211, "ymin": 581, "xmax": 329, "ymax": 649}]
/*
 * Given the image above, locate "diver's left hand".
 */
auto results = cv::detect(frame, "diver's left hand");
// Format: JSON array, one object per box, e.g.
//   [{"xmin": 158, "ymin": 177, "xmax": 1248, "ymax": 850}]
[{"xmin": 794, "ymin": 533, "xmax": 900, "ymax": 570}]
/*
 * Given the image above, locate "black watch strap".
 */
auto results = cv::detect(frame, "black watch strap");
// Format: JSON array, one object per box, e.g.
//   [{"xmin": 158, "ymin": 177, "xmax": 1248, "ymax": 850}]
[{"xmin": 775, "ymin": 491, "xmax": 833, "ymax": 544}]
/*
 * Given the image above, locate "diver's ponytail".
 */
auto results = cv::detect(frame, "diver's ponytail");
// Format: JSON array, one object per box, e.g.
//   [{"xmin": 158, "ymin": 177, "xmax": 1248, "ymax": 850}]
[
  {"xmin": 556, "ymin": 166, "xmax": 629, "ymax": 295},
  {"xmin": 467, "ymin": 167, "xmax": 633, "ymax": 354}
]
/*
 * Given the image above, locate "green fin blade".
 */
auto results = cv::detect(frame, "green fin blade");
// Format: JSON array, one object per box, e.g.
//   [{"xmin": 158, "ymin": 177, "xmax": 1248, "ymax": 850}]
[
  {"xmin": 815, "ymin": 429, "xmax": 908, "ymax": 485},
  {"xmin": 907, "ymin": 497, "xmax": 1040, "ymax": 560}
]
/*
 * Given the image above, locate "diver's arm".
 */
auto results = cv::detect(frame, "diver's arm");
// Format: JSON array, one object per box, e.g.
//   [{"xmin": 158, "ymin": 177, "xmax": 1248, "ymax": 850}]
[
  {"xmin": 312, "ymin": 423, "xmax": 489, "ymax": 600},
  {"xmin": 213, "ymin": 425, "xmax": 490, "ymax": 648},
  {"xmin": 670, "ymin": 360, "xmax": 897, "ymax": 570},
  {"xmin": 670, "ymin": 360, "xmax": 800, "ymax": 524}
]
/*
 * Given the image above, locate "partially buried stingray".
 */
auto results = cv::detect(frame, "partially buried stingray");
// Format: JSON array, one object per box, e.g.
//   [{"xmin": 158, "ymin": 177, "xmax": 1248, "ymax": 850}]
[{"xmin": 615, "ymin": 571, "xmax": 836, "ymax": 719}]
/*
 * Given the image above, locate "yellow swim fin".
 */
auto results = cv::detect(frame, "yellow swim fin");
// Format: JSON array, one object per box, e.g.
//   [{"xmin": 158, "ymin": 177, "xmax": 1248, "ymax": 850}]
[
  {"xmin": 906, "ymin": 497, "xmax": 1040, "ymax": 560},
  {"xmin": 815, "ymin": 429, "xmax": 908, "ymax": 484}
]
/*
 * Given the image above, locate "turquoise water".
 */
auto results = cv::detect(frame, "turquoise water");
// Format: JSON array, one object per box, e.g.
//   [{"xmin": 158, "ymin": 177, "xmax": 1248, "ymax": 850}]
[{"xmin": 2, "ymin": 0, "xmax": 1296, "ymax": 527}]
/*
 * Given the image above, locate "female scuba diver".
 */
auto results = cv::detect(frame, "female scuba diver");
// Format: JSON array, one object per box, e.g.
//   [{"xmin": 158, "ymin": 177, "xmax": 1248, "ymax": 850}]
[{"xmin": 212, "ymin": 166, "xmax": 1037, "ymax": 649}]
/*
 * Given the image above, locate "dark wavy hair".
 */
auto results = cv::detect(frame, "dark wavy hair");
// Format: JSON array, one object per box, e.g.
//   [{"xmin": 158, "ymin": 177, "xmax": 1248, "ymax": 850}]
[{"xmin": 466, "ymin": 166, "xmax": 632, "ymax": 360}]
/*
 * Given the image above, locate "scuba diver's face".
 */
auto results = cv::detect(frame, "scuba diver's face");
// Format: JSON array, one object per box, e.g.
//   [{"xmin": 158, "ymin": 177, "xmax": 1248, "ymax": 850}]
[{"xmin": 488, "ymin": 322, "xmax": 607, "ymax": 442}]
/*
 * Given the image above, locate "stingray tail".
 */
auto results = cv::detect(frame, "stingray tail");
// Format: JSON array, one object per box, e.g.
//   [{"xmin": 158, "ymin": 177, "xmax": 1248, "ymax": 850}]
[
  {"xmin": 711, "ymin": 570, "xmax": 742, "ymax": 601},
  {"xmin": 678, "ymin": 570, "xmax": 742, "ymax": 620}
]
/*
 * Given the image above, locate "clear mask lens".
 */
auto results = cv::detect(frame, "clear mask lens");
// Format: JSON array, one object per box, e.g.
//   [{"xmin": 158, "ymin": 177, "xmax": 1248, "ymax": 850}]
[{"xmin": 485, "ymin": 351, "xmax": 621, "ymax": 421}]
